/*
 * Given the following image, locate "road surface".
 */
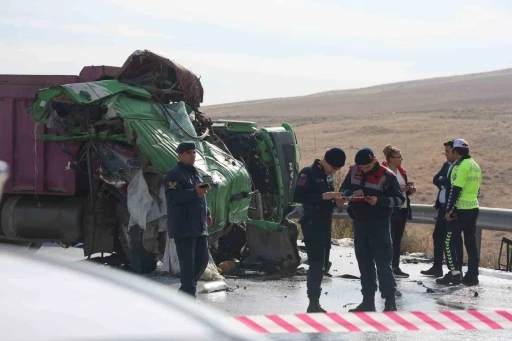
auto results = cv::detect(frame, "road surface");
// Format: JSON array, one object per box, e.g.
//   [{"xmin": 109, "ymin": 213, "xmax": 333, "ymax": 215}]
[{"xmin": 37, "ymin": 242, "xmax": 512, "ymax": 341}]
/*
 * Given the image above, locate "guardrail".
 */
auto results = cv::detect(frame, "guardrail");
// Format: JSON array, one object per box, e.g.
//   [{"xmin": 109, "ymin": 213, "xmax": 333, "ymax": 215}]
[{"xmin": 287, "ymin": 204, "xmax": 512, "ymax": 259}]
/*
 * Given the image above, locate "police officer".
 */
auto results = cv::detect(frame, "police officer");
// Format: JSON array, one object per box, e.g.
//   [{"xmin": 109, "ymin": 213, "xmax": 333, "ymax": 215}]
[
  {"xmin": 164, "ymin": 141, "xmax": 213, "ymax": 298},
  {"xmin": 340, "ymin": 148, "xmax": 405, "ymax": 312},
  {"xmin": 421, "ymin": 140, "xmax": 463, "ymax": 277},
  {"xmin": 293, "ymin": 147, "xmax": 346, "ymax": 313},
  {"xmin": 437, "ymin": 138, "xmax": 482, "ymax": 286}
]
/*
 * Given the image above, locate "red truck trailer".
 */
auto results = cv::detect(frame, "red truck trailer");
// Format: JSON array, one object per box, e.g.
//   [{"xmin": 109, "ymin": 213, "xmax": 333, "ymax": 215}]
[{"xmin": 0, "ymin": 66, "xmax": 120, "ymax": 251}]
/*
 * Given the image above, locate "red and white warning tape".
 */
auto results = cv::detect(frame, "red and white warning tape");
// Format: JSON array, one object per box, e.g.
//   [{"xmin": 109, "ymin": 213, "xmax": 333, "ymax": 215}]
[{"xmin": 234, "ymin": 310, "xmax": 512, "ymax": 334}]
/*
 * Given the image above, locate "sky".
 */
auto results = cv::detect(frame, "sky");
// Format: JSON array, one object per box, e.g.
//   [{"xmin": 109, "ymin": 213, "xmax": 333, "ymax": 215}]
[{"xmin": 1, "ymin": 0, "xmax": 512, "ymax": 105}]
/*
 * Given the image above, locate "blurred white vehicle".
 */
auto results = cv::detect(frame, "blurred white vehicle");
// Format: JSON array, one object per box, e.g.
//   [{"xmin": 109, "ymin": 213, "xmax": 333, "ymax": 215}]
[
  {"xmin": 0, "ymin": 246, "xmax": 268, "ymax": 341},
  {"xmin": 0, "ymin": 159, "xmax": 267, "ymax": 341}
]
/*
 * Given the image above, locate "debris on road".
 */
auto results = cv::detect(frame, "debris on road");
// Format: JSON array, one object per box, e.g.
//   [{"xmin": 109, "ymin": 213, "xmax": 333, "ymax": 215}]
[
  {"xmin": 336, "ymin": 274, "xmax": 360, "ymax": 280},
  {"xmin": 330, "ymin": 238, "xmax": 354, "ymax": 247},
  {"xmin": 401, "ymin": 252, "xmax": 432, "ymax": 264},
  {"xmin": 198, "ymin": 280, "xmax": 228, "ymax": 294}
]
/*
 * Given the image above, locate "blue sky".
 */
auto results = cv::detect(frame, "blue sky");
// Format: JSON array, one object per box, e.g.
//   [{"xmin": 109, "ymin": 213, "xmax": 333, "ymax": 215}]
[{"xmin": 1, "ymin": 0, "xmax": 511, "ymax": 105}]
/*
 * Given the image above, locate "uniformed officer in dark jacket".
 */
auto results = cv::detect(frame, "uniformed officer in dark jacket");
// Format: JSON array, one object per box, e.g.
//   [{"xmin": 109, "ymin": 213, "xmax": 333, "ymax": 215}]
[
  {"xmin": 340, "ymin": 148, "xmax": 405, "ymax": 312},
  {"xmin": 164, "ymin": 141, "xmax": 212, "ymax": 298},
  {"xmin": 293, "ymin": 147, "xmax": 346, "ymax": 313}
]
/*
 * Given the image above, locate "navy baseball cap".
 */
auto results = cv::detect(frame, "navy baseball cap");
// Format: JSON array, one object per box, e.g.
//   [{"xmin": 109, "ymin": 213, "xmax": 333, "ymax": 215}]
[
  {"xmin": 325, "ymin": 147, "xmax": 346, "ymax": 167},
  {"xmin": 355, "ymin": 147, "xmax": 375, "ymax": 165},
  {"xmin": 176, "ymin": 141, "xmax": 196, "ymax": 153}
]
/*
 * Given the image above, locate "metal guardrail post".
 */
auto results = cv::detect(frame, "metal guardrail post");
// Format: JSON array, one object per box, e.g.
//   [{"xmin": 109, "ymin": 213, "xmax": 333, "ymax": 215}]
[{"xmin": 476, "ymin": 227, "xmax": 483, "ymax": 256}]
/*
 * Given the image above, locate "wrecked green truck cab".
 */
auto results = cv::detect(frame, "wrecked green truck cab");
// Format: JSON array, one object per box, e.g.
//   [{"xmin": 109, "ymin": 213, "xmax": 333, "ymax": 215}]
[{"xmin": 26, "ymin": 50, "xmax": 302, "ymax": 275}]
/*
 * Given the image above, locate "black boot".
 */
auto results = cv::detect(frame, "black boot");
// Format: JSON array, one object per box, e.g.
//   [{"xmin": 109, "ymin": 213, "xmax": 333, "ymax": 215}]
[
  {"xmin": 307, "ymin": 297, "xmax": 326, "ymax": 313},
  {"xmin": 324, "ymin": 261, "xmax": 333, "ymax": 277},
  {"xmin": 384, "ymin": 295, "xmax": 397, "ymax": 312},
  {"xmin": 420, "ymin": 266, "xmax": 443, "ymax": 277},
  {"xmin": 436, "ymin": 272, "xmax": 462, "ymax": 285},
  {"xmin": 349, "ymin": 296, "xmax": 376, "ymax": 312},
  {"xmin": 462, "ymin": 274, "xmax": 479, "ymax": 286},
  {"xmin": 393, "ymin": 267, "xmax": 410, "ymax": 278}
]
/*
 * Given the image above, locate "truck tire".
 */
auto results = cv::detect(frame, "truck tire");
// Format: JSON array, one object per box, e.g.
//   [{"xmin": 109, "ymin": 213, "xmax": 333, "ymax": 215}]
[{"xmin": 116, "ymin": 204, "xmax": 157, "ymax": 274}]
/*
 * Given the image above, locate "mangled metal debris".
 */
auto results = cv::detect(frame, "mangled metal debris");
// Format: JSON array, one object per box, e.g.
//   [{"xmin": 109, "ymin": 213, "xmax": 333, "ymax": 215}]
[{"xmin": 26, "ymin": 49, "xmax": 302, "ymax": 280}]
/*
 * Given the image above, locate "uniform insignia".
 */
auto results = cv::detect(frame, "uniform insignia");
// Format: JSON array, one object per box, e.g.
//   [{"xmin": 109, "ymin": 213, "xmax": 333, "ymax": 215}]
[
  {"xmin": 168, "ymin": 181, "xmax": 177, "ymax": 189},
  {"xmin": 297, "ymin": 173, "xmax": 308, "ymax": 186}
]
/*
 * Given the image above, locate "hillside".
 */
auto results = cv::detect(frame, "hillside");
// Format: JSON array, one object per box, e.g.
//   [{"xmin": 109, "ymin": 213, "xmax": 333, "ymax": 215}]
[{"xmin": 203, "ymin": 68, "xmax": 512, "ymax": 126}]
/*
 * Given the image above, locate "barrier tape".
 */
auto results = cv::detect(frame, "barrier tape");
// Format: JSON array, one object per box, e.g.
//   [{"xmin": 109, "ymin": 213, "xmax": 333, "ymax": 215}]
[{"xmin": 234, "ymin": 310, "xmax": 512, "ymax": 334}]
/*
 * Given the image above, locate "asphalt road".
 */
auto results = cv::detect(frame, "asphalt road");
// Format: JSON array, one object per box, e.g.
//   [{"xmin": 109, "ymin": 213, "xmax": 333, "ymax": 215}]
[{"xmin": 38, "ymin": 242, "xmax": 512, "ymax": 341}]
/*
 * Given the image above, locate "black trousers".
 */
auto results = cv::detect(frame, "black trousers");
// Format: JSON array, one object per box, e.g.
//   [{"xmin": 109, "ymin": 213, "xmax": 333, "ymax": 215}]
[
  {"xmin": 301, "ymin": 218, "xmax": 331, "ymax": 299},
  {"xmin": 390, "ymin": 208, "xmax": 408, "ymax": 269},
  {"xmin": 354, "ymin": 218, "xmax": 396, "ymax": 299},
  {"xmin": 445, "ymin": 209, "xmax": 479, "ymax": 277},
  {"xmin": 433, "ymin": 206, "xmax": 463, "ymax": 270},
  {"xmin": 174, "ymin": 236, "xmax": 209, "ymax": 297}
]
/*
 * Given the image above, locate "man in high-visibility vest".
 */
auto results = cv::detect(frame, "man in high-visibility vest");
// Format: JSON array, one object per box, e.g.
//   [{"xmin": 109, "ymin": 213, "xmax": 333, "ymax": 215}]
[
  {"xmin": 436, "ymin": 138, "xmax": 482, "ymax": 286},
  {"xmin": 421, "ymin": 140, "xmax": 464, "ymax": 278}
]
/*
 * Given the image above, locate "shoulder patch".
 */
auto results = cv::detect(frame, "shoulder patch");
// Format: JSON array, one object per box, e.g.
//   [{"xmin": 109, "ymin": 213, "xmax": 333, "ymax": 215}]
[
  {"xmin": 297, "ymin": 168, "xmax": 310, "ymax": 186},
  {"xmin": 380, "ymin": 166, "xmax": 395, "ymax": 177},
  {"xmin": 381, "ymin": 165, "xmax": 394, "ymax": 175},
  {"xmin": 168, "ymin": 181, "xmax": 177, "ymax": 189}
]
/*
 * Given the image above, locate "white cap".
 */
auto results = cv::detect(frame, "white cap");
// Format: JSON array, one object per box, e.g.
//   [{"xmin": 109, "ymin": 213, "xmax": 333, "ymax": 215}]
[{"xmin": 453, "ymin": 138, "xmax": 469, "ymax": 148}]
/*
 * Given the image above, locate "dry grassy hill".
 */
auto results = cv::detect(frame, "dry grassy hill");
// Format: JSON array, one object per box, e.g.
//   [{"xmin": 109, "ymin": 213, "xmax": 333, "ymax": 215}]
[
  {"xmin": 203, "ymin": 68, "xmax": 512, "ymax": 268},
  {"xmin": 204, "ymin": 68, "xmax": 512, "ymax": 127}
]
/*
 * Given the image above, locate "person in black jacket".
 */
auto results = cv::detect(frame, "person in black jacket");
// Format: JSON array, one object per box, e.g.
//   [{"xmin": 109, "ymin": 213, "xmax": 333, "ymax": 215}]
[
  {"xmin": 164, "ymin": 141, "xmax": 212, "ymax": 298},
  {"xmin": 293, "ymin": 147, "xmax": 346, "ymax": 313},
  {"xmin": 340, "ymin": 148, "xmax": 405, "ymax": 312},
  {"xmin": 420, "ymin": 140, "xmax": 463, "ymax": 277}
]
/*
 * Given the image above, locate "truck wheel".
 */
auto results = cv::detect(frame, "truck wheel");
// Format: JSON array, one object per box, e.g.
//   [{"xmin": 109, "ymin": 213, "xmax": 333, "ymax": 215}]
[{"xmin": 116, "ymin": 204, "xmax": 157, "ymax": 274}]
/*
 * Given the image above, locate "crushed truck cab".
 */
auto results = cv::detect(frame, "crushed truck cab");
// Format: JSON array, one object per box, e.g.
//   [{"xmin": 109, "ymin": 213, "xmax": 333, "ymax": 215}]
[{"xmin": 0, "ymin": 50, "xmax": 301, "ymax": 275}]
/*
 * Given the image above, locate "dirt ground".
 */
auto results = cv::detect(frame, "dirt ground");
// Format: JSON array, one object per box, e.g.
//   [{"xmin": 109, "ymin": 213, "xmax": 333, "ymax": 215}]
[{"xmin": 204, "ymin": 68, "xmax": 512, "ymax": 269}]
